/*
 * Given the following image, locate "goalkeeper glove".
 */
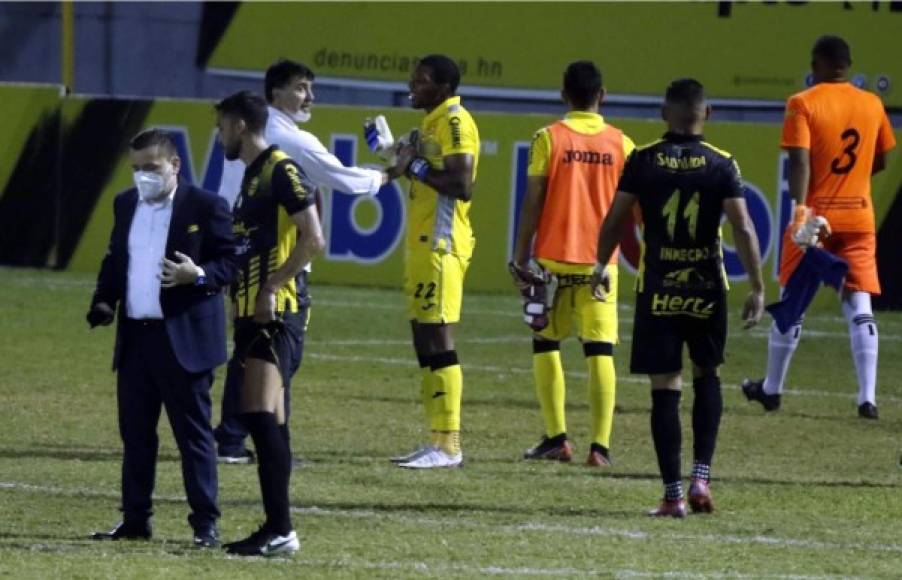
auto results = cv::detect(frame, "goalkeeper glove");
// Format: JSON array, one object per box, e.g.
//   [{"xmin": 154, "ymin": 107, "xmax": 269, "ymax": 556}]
[
  {"xmin": 791, "ymin": 204, "xmax": 831, "ymax": 248},
  {"xmin": 363, "ymin": 115, "xmax": 395, "ymax": 159}
]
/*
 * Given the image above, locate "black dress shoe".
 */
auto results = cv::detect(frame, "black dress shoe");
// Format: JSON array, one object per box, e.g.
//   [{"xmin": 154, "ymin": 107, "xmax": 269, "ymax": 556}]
[
  {"xmin": 193, "ymin": 526, "xmax": 220, "ymax": 548},
  {"xmin": 90, "ymin": 521, "xmax": 152, "ymax": 541}
]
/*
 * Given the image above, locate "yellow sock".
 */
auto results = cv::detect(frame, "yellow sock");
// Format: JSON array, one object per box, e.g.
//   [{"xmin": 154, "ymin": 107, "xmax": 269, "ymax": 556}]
[
  {"xmin": 533, "ymin": 349, "xmax": 566, "ymax": 438},
  {"xmin": 430, "ymin": 352, "xmax": 462, "ymax": 436},
  {"xmin": 586, "ymin": 351, "xmax": 616, "ymax": 448},
  {"xmin": 435, "ymin": 430, "xmax": 460, "ymax": 455},
  {"xmin": 420, "ymin": 366, "xmax": 433, "ymax": 430}
]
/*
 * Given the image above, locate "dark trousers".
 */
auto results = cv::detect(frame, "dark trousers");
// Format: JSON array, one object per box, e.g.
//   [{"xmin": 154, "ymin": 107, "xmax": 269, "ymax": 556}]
[
  {"xmin": 118, "ymin": 320, "xmax": 220, "ymax": 531},
  {"xmin": 215, "ymin": 281, "xmax": 309, "ymax": 455}
]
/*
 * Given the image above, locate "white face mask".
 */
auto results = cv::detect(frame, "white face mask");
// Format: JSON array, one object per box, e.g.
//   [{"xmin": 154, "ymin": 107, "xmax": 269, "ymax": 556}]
[{"xmin": 133, "ymin": 170, "xmax": 170, "ymax": 201}]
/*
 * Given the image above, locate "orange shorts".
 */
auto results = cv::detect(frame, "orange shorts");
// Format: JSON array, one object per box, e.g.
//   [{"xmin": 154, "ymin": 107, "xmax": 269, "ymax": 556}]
[{"xmin": 778, "ymin": 229, "xmax": 880, "ymax": 295}]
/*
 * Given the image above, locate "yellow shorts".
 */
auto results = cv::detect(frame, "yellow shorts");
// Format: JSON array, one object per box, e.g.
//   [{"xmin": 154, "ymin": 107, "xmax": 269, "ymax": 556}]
[
  {"xmin": 405, "ymin": 249, "xmax": 470, "ymax": 324},
  {"xmin": 535, "ymin": 259, "xmax": 619, "ymax": 343}
]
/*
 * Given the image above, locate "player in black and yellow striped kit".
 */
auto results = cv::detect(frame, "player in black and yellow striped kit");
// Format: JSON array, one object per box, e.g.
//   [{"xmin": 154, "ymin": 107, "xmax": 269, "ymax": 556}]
[{"xmin": 215, "ymin": 91, "xmax": 325, "ymax": 556}]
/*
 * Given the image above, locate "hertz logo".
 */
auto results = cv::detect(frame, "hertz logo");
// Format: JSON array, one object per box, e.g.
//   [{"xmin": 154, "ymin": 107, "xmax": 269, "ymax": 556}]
[
  {"xmin": 650, "ymin": 293, "xmax": 715, "ymax": 318},
  {"xmin": 563, "ymin": 150, "xmax": 614, "ymax": 165}
]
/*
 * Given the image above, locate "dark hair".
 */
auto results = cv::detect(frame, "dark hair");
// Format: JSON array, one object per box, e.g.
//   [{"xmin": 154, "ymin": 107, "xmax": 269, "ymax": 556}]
[
  {"xmin": 418, "ymin": 54, "xmax": 460, "ymax": 92},
  {"xmin": 264, "ymin": 59, "xmax": 315, "ymax": 102},
  {"xmin": 563, "ymin": 60, "xmax": 603, "ymax": 109},
  {"xmin": 665, "ymin": 78, "xmax": 706, "ymax": 107},
  {"xmin": 129, "ymin": 128, "xmax": 177, "ymax": 157},
  {"xmin": 812, "ymin": 35, "xmax": 852, "ymax": 68},
  {"xmin": 215, "ymin": 90, "xmax": 269, "ymax": 134}
]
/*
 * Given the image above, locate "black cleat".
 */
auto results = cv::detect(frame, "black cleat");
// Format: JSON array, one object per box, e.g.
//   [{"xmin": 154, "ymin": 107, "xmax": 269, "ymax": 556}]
[
  {"xmin": 224, "ymin": 526, "xmax": 299, "ymax": 556},
  {"xmin": 523, "ymin": 433, "xmax": 573, "ymax": 461},
  {"xmin": 858, "ymin": 402, "xmax": 879, "ymax": 420},
  {"xmin": 741, "ymin": 379, "xmax": 781, "ymax": 411},
  {"xmin": 193, "ymin": 526, "xmax": 220, "ymax": 548},
  {"xmin": 91, "ymin": 520, "xmax": 152, "ymax": 541}
]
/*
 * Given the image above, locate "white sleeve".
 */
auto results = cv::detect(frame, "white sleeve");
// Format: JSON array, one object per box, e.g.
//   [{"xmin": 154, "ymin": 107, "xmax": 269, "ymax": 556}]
[
  {"xmin": 295, "ymin": 134, "xmax": 384, "ymax": 196},
  {"xmin": 218, "ymin": 158, "xmax": 245, "ymax": 209}
]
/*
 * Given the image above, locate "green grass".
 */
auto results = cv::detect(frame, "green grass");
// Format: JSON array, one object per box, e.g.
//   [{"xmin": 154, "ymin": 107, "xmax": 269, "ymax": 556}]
[{"xmin": 1, "ymin": 268, "xmax": 900, "ymax": 578}]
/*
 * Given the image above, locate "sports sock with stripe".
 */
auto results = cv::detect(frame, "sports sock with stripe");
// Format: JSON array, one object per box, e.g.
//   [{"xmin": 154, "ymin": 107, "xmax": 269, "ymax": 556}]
[
  {"xmin": 843, "ymin": 291, "xmax": 878, "ymax": 405},
  {"xmin": 650, "ymin": 389, "xmax": 682, "ymax": 491},
  {"xmin": 691, "ymin": 375, "xmax": 722, "ymax": 469},
  {"xmin": 584, "ymin": 341, "xmax": 615, "ymax": 449},
  {"xmin": 430, "ymin": 350, "xmax": 462, "ymax": 454},
  {"xmin": 533, "ymin": 339, "xmax": 566, "ymax": 438},
  {"xmin": 763, "ymin": 321, "xmax": 801, "ymax": 395},
  {"xmin": 417, "ymin": 353, "xmax": 435, "ymax": 431}
]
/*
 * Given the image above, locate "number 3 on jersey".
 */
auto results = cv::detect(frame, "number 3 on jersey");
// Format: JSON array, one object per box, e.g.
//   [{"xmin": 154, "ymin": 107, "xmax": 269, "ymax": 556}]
[
  {"xmin": 662, "ymin": 188, "xmax": 700, "ymax": 241},
  {"xmin": 831, "ymin": 128, "xmax": 860, "ymax": 174}
]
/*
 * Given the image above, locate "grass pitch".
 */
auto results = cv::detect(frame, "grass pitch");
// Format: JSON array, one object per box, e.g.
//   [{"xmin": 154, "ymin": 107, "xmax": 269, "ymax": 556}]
[{"xmin": 0, "ymin": 269, "xmax": 900, "ymax": 578}]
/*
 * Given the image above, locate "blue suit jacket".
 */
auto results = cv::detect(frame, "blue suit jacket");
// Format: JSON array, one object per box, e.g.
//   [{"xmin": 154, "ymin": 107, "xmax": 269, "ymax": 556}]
[{"xmin": 90, "ymin": 181, "xmax": 237, "ymax": 373}]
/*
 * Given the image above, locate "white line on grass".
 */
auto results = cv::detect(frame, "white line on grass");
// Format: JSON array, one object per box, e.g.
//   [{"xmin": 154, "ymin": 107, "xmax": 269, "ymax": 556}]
[
  {"xmin": 293, "ymin": 557, "xmax": 850, "ymax": 579},
  {"xmin": 0, "ymin": 480, "xmax": 896, "ymax": 566},
  {"xmin": 304, "ymin": 352, "xmax": 902, "ymax": 404},
  {"xmin": 292, "ymin": 505, "xmax": 902, "ymax": 556}
]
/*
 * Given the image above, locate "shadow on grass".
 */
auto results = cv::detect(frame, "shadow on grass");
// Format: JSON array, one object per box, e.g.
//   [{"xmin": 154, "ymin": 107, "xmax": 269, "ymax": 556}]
[{"xmin": 0, "ymin": 447, "xmax": 180, "ymax": 463}]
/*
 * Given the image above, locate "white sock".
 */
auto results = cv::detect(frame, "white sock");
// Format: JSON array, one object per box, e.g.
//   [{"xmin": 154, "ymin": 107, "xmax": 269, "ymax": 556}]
[
  {"xmin": 842, "ymin": 292, "xmax": 878, "ymax": 406},
  {"xmin": 763, "ymin": 321, "xmax": 802, "ymax": 395}
]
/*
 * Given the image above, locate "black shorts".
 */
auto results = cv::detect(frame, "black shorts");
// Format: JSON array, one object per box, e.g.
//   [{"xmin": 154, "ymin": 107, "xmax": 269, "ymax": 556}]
[
  {"xmin": 629, "ymin": 291, "xmax": 727, "ymax": 375},
  {"xmin": 234, "ymin": 312, "xmax": 304, "ymax": 388}
]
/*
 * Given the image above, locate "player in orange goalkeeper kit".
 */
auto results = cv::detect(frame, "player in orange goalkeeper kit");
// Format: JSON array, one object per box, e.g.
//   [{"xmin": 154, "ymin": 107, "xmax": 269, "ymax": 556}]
[{"xmin": 742, "ymin": 36, "xmax": 896, "ymax": 419}]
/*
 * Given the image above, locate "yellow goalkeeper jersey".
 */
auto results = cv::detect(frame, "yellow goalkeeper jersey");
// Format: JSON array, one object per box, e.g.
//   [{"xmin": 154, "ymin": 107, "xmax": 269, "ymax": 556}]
[{"xmin": 407, "ymin": 96, "xmax": 480, "ymax": 258}]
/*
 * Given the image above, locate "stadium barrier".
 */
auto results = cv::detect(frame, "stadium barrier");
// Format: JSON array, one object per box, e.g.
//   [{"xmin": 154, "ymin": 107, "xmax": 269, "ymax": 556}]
[{"xmin": 2, "ymin": 83, "xmax": 901, "ymax": 309}]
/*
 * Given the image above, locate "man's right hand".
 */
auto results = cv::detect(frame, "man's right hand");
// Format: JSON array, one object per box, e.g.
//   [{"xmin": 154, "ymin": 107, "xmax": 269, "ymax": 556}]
[
  {"xmin": 87, "ymin": 302, "xmax": 115, "ymax": 328},
  {"xmin": 790, "ymin": 205, "xmax": 831, "ymax": 249},
  {"xmin": 590, "ymin": 264, "xmax": 611, "ymax": 302},
  {"xmin": 508, "ymin": 260, "xmax": 544, "ymax": 290}
]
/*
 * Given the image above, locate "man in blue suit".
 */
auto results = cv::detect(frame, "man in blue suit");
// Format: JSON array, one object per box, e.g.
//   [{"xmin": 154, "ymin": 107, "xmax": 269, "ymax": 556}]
[{"xmin": 87, "ymin": 129, "xmax": 236, "ymax": 548}]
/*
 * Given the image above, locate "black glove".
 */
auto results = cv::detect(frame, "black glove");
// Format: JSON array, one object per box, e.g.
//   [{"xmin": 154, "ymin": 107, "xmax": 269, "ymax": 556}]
[{"xmin": 87, "ymin": 302, "xmax": 115, "ymax": 328}]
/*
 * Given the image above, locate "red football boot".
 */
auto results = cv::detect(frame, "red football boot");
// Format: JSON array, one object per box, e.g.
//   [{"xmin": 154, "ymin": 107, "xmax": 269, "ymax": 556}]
[
  {"xmin": 523, "ymin": 435, "xmax": 573, "ymax": 462},
  {"xmin": 586, "ymin": 443, "xmax": 612, "ymax": 468},
  {"xmin": 688, "ymin": 479, "xmax": 714, "ymax": 513}
]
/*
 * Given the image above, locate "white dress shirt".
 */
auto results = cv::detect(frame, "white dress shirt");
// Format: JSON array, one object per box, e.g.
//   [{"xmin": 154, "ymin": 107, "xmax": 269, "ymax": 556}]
[
  {"xmin": 218, "ymin": 106, "xmax": 383, "ymax": 208},
  {"xmin": 126, "ymin": 186, "xmax": 176, "ymax": 319}
]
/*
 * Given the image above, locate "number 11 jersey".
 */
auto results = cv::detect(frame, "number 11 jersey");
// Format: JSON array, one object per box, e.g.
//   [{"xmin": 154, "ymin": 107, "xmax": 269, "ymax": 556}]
[
  {"xmin": 781, "ymin": 82, "xmax": 896, "ymax": 234},
  {"xmin": 617, "ymin": 133, "xmax": 744, "ymax": 296}
]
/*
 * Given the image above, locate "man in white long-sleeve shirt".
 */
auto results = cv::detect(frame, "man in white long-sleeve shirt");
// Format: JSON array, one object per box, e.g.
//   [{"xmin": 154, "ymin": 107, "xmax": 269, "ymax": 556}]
[{"xmin": 215, "ymin": 60, "xmax": 408, "ymax": 463}]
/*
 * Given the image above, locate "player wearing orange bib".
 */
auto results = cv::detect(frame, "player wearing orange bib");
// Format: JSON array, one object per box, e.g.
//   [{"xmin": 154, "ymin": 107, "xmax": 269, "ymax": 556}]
[
  {"xmin": 510, "ymin": 61, "xmax": 634, "ymax": 466},
  {"xmin": 743, "ymin": 36, "xmax": 896, "ymax": 419}
]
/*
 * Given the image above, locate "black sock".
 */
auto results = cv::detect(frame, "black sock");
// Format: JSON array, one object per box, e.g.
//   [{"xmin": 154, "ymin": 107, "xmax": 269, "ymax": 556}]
[
  {"xmin": 279, "ymin": 423, "xmax": 293, "ymax": 463},
  {"xmin": 692, "ymin": 375, "xmax": 722, "ymax": 468},
  {"xmin": 242, "ymin": 412, "xmax": 293, "ymax": 535},
  {"xmin": 650, "ymin": 389, "xmax": 682, "ymax": 486}
]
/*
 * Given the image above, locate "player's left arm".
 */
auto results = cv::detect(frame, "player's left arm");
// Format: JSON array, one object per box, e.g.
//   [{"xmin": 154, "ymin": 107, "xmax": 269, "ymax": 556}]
[
  {"xmin": 407, "ymin": 113, "xmax": 477, "ymax": 201},
  {"xmin": 415, "ymin": 153, "xmax": 475, "ymax": 201},
  {"xmin": 722, "ymin": 158, "xmax": 764, "ymax": 328},
  {"xmin": 255, "ymin": 161, "xmax": 325, "ymax": 323}
]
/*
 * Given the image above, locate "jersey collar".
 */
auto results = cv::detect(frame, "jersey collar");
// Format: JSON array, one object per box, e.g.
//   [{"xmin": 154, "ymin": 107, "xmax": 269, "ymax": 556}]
[
  {"xmin": 564, "ymin": 110, "xmax": 606, "ymax": 129},
  {"xmin": 424, "ymin": 96, "xmax": 462, "ymax": 124},
  {"xmin": 663, "ymin": 132, "xmax": 704, "ymax": 143},
  {"xmin": 247, "ymin": 145, "xmax": 279, "ymax": 175}
]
